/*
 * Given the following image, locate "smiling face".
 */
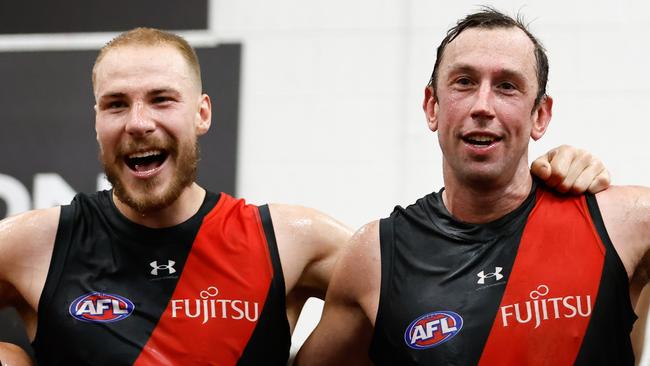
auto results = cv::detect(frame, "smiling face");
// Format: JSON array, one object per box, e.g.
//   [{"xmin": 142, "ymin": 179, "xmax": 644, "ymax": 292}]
[
  {"xmin": 424, "ymin": 27, "xmax": 552, "ymax": 188},
  {"xmin": 93, "ymin": 44, "xmax": 211, "ymax": 213}
]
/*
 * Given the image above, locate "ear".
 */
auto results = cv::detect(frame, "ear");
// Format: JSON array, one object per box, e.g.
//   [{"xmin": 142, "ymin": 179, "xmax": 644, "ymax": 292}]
[
  {"xmin": 530, "ymin": 95, "xmax": 553, "ymax": 141},
  {"xmin": 195, "ymin": 93, "xmax": 212, "ymax": 136},
  {"xmin": 423, "ymin": 86, "xmax": 439, "ymax": 132},
  {"xmin": 94, "ymin": 104, "xmax": 100, "ymax": 142}
]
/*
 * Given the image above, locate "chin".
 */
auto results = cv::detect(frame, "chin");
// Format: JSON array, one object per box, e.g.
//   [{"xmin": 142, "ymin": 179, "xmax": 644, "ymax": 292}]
[
  {"xmin": 121, "ymin": 185, "xmax": 183, "ymax": 213},
  {"xmin": 110, "ymin": 173, "xmax": 192, "ymax": 214},
  {"xmin": 460, "ymin": 167, "xmax": 506, "ymax": 188}
]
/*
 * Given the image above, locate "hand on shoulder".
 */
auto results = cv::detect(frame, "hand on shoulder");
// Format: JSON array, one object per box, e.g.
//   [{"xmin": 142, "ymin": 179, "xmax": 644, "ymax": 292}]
[{"xmin": 531, "ymin": 145, "xmax": 610, "ymax": 194}]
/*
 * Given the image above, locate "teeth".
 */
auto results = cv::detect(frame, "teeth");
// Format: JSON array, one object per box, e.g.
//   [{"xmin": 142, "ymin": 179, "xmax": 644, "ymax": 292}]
[
  {"xmin": 128, "ymin": 150, "xmax": 161, "ymax": 159},
  {"xmin": 468, "ymin": 136, "xmax": 495, "ymax": 142}
]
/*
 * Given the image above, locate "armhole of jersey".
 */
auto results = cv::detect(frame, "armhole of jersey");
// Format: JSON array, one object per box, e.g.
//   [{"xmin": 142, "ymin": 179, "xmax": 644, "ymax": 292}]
[
  {"xmin": 257, "ymin": 205, "xmax": 289, "ymax": 316},
  {"xmin": 370, "ymin": 217, "xmax": 395, "ymax": 358},
  {"xmin": 584, "ymin": 193, "xmax": 637, "ymax": 323},
  {"xmin": 32, "ymin": 203, "xmax": 75, "ymax": 346}
]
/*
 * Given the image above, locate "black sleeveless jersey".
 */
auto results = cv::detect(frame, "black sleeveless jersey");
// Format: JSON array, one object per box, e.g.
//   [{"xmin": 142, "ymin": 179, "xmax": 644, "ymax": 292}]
[
  {"xmin": 370, "ymin": 183, "xmax": 636, "ymax": 365},
  {"xmin": 32, "ymin": 190, "xmax": 290, "ymax": 365}
]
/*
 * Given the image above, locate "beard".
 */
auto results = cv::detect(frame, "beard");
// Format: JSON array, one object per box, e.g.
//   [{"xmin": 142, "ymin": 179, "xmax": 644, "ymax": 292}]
[{"xmin": 101, "ymin": 134, "xmax": 199, "ymax": 214}]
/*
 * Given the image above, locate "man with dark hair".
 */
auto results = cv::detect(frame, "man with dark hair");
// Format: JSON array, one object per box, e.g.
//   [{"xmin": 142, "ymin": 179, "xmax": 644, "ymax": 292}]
[
  {"xmin": 0, "ymin": 26, "xmax": 611, "ymax": 365},
  {"xmin": 297, "ymin": 8, "xmax": 649, "ymax": 365}
]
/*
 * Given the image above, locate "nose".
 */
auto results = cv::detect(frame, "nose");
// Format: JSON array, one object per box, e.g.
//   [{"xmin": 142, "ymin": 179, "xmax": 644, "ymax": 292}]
[
  {"xmin": 470, "ymin": 82, "xmax": 495, "ymax": 121},
  {"xmin": 125, "ymin": 101, "xmax": 155, "ymax": 137}
]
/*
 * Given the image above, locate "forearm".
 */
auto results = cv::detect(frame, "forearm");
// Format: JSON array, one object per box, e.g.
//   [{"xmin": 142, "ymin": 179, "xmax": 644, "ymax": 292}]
[{"xmin": 295, "ymin": 301, "xmax": 374, "ymax": 366}]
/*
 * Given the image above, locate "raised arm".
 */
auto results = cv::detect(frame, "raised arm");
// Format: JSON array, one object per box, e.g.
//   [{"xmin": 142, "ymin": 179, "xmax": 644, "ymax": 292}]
[
  {"xmin": 269, "ymin": 204, "xmax": 354, "ymax": 329},
  {"xmin": 295, "ymin": 221, "xmax": 381, "ymax": 366},
  {"xmin": 531, "ymin": 144, "xmax": 610, "ymax": 194}
]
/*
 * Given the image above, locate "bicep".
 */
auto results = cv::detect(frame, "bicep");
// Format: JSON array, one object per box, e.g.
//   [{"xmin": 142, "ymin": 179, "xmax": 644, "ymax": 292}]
[
  {"xmin": 295, "ymin": 221, "xmax": 381, "ymax": 366},
  {"xmin": 299, "ymin": 216, "xmax": 354, "ymax": 298},
  {"xmin": 0, "ymin": 208, "xmax": 59, "ymax": 309},
  {"xmin": 269, "ymin": 204, "xmax": 354, "ymax": 299},
  {"xmin": 597, "ymin": 186, "xmax": 650, "ymax": 278}
]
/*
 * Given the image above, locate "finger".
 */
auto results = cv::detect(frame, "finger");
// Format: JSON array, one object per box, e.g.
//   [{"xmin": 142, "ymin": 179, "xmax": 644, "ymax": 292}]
[
  {"xmin": 531, "ymin": 146, "xmax": 560, "ymax": 182},
  {"xmin": 544, "ymin": 146, "xmax": 575, "ymax": 188},
  {"xmin": 586, "ymin": 167, "xmax": 611, "ymax": 194},
  {"xmin": 565, "ymin": 152, "xmax": 611, "ymax": 194},
  {"xmin": 530, "ymin": 157, "xmax": 552, "ymax": 180},
  {"xmin": 556, "ymin": 151, "xmax": 593, "ymax": 193},
  {"xmin": 569, "ymin": 163, "xmax": 601, "ymax": 194}
]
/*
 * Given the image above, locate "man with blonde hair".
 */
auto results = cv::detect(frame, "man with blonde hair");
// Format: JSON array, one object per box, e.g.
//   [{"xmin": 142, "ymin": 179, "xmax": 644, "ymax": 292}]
[{"xmin": 0, "ymin": 27, "xmax": 610, "ymax": 365}]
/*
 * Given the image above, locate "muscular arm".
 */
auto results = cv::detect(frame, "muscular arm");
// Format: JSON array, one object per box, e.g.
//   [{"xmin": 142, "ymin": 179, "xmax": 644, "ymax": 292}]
[
  {"xmin": 269, "ymin": 204, "xmax": 354, "ymax": 329},
  {"xmin": 596, "ymin": 186, "xmax": 650, "ymax": 363},
  {"xmin": 0, "ymin": 208, "xmax": 59, "ymax": 340},
  {"xmin": 295, "ymin": 221, "xmax": 381, "ymax": 366},
  {"xmin": 595, "ymin": 186, "xmax": 650, "ymax": 305}
]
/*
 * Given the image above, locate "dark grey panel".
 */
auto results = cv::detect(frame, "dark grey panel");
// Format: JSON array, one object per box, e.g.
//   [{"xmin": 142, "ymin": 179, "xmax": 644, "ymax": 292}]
[
  {"xmin": 0, "ymin": 50, "xmax": 99, "ymax": 197},
  {"xmin": 0, "ymin": 0, "xmax": 208, "ymax": 34},
  {"xmin": 196, "ymin": 45, "xmax": 241, "ymax": 196}
]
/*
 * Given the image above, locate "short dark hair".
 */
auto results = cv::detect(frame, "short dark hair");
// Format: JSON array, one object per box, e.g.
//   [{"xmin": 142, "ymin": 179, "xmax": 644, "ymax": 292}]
[{"xmin": 428, "ymin": 7, "xmax": 549, "ymax": 107}]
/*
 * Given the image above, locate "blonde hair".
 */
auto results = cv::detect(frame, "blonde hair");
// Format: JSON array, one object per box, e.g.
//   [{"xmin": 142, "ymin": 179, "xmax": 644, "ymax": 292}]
[{"xmin": 92, "ymin": 27, "xmax": 201, "ymax": 90}]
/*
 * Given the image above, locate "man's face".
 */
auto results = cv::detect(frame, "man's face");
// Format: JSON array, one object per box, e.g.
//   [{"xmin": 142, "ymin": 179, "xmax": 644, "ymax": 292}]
[
  {"xmin": 93, "ymin": 45, "xmax": 210, "ymax": 213},
  {"xmin": 426, "ymin": 27, "xmax": 551, "ymax": 187}
]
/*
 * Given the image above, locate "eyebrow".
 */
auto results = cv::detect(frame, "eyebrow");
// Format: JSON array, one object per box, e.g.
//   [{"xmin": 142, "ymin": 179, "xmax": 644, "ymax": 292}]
[
  {"xmin": 98, "ymin": 88, "xmax": 180, "ymax": 101},
  {"xmin": 149, "ymin": 88, "xmax": 179, "ymax": 96},
  {"xmin": 448, "ymin": 64, "xmax": 478, "ymax": 75},
  {"xmin": 99, "ymin": 92, "xmax": 126, "ymax": 100},
  {"xmin": 447, "ymin": 63, "xmax": 527, "ymax": 82}
]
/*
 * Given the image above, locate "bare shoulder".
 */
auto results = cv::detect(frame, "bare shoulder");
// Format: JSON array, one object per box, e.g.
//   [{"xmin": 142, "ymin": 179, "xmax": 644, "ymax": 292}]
[
  {"xmin": 0, "ymin": 207, "xmax": 60, "ymax": 308},
  {"xmin": 595, "ymin": 185, "xmax": 650, "ymax": 218},
  {"xmin": 267, "ymin": 204, "xmax": 352, "ymax": 244},
  {"xmin": 267, "ymin": 204, "xmax": 353, "ymax": 297},
  {"xmin": 595, "ymin": 186, "xmax": 650, "ymax": 281}
]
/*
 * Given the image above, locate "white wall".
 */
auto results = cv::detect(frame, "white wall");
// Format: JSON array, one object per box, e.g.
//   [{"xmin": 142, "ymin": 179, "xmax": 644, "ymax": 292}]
[{"xmin": 210, "ymin": 0, "xmax": 650, "ymax": 362}]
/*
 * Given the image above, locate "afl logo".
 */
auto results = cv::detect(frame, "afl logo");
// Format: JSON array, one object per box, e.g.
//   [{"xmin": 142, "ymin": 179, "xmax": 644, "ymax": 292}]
[
  {"xmin": 69, "ymin": 292, "xmax": 135, "ymax": 323},
  {"xmin": 404, "ymin": 311, "xmax": 463, "ymax": 349}
]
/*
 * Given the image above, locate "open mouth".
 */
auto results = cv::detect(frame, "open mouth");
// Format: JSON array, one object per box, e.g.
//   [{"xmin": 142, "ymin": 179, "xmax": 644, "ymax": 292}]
[
  {"xmin": 124, "ymin": 149, "xmax": 169, "ymax": 173},
  {"xmin": 462, "ymin": 135, "xmax": 502, "ymax": 147}
]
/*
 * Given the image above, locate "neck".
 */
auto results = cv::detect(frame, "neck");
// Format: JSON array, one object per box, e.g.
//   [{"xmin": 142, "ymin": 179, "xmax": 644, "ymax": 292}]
[
  {"xmin": 442, "ymin": 163, "xmax": 533, "ymax": 224},
  {"xmin": 113, "ymin": 183, "xmax": 206, "ymax": 228}
]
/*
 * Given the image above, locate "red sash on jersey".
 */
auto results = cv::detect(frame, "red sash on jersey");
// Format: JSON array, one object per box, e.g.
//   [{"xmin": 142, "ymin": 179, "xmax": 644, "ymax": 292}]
[
  {"xmin": 478, "ymin": 190, "xmax": 605, "ymax": 365},
  {"xmin": 133, "ymin": 195, "xmax": 274, "ymax": 366}
]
